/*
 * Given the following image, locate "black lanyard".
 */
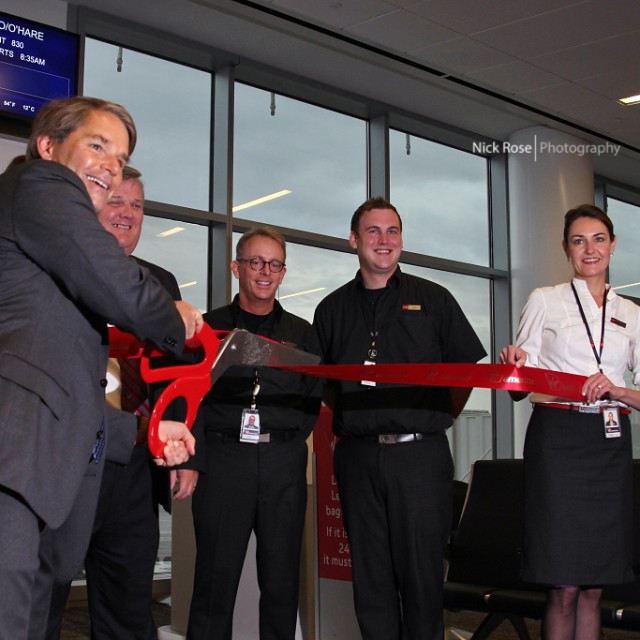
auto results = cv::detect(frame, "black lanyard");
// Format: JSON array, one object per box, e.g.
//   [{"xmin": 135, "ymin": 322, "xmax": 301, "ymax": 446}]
[
  {"xmin": 571, "ymin": 281, "xmax": 607, "ymax": 374},
  {"xmin": 359, "ymin": 287, "xmax": 385, "ymax": 361}
]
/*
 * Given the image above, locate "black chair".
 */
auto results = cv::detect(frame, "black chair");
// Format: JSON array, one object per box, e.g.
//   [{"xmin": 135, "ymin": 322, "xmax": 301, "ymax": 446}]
[
  {"xmin": 445, "ymin": 459, "xmax": 640, "ymax": 637},
  {"xmin": 600, "ymin": 460, "xmax": 640, "ymax": 629},
  {"xmin": 448, "ymin": 479, "xmax": 469, "ymax": 549},
  {"xmin": 444, "ymin": 459, "xmax": 545, "ymax": 640}
]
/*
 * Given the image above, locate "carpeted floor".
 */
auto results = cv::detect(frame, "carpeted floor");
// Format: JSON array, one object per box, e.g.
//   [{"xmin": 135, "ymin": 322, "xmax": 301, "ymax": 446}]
[
  {"xmin": 60, "ymin": 602, "xmax": 170, "ymax": 639},
  {"xmin": 59, "ymin": 604, "xmax": 640, "ymax": 639}
]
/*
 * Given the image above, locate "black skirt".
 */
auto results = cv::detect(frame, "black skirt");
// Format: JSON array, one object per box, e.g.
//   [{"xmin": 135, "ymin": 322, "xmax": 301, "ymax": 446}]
[{"xmin": 522, "ymin": 405, "xmax": 633, "ymax": 586}]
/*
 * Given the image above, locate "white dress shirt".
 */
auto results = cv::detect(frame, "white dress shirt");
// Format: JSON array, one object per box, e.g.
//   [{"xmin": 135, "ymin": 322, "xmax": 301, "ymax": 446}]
[{"xmin": 516, "ymin": 278, "xmax": 640, "ymax": 403}]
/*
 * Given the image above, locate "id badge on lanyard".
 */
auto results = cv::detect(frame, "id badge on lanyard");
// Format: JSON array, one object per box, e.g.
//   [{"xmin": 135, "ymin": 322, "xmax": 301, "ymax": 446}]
[
  {"xmin": 603, "ymin": 406, "xmax": 621, "ymax": 439},
  {"xmin": 240, "ymin": 370, "xmax": 261, "ymax": 444}
]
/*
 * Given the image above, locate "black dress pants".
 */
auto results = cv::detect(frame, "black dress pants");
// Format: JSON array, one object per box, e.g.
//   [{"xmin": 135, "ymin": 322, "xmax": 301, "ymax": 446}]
[
  {"xmin": 334, "ymin": 434, "xmax": 453, "ymax": 640},
  {"xmin": 84, "ymin": 447, "xmax": 159, "ymax": 640},
  {"xmin": 187, "ymin": 434, "xmax": 308, "ymax": 640},
  {"xmin": 46, "ymin": 447, "xmax": 159, "ymax": 640}
]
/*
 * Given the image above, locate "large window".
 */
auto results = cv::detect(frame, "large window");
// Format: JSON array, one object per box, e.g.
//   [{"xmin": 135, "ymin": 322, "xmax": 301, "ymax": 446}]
[
  {"xmin": 401, "ymin": 265, "xmax": 492, "ymax": 480},
  {"xmin": 607, "ymin": 197, "xmax": 640, "ymax": 300},
  {"xmin": 607, "ymin": 196, "xmax": 640, "ymax": 458},
  {"xmin": 81, "ymin": 15, "xmax": 503, "ymax": 583},
  {"xmin": 390, "ymin": 129, "xmax": 490, "ymax": 266},
  {"xmin": 134, "ymin": 217, "xmax": 208, "ymax": 312},
  {"xmin": 233, "ymin": 83, "xmax": 367, "ymax": 236},
  {"xmin": 83, "ymin": 39, "xmax": 212, "ymax": 210}
]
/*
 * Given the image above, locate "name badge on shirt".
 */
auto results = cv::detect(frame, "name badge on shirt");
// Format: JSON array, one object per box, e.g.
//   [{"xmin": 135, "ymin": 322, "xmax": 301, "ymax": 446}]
[
  {"xmin": 603, "ymin": 406, "xmax": 621, "ymax": 439},
  {"xmin": 361, "ymin": 360, "xmax": 376, "ymax": 387},
  {"xmin": 240, "ymin": 409, "xmax": 261, "ymax": 443}
]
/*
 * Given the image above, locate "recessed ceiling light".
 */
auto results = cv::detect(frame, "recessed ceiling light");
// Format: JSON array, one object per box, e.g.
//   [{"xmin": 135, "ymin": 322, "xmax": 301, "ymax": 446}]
[
  {"xmin": 232, "ymin": 190, "xmax": 291, "ymax": 212},
  {"xmin": 157, "ymin": 226, "xmax": 185, "ymax": 238},
  {"xmin": 618, "ymin": 94, "xmax": 640, "ymax": 106}
]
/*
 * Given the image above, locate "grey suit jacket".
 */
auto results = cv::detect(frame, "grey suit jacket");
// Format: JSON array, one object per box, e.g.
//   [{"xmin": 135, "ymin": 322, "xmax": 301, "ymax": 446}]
[{"xmin": 0, "ymin": 160, "xmax": 186, "ymax": 528}]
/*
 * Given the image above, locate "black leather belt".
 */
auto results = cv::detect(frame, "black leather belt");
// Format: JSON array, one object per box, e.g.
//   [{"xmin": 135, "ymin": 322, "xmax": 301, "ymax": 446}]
[{"xmin": 344, "ymin": 431, "xmax": 444, "ymax": 444}]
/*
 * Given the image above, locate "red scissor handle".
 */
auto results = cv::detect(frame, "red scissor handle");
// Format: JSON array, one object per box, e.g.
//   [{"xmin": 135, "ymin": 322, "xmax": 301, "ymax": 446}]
[
  {"xmin": 144, "ymin": 324, "xmax": 231, "ymax": 458},
  {"xmin": 108, "ymin": 324, "xmax": 230, "ymax": 459}
]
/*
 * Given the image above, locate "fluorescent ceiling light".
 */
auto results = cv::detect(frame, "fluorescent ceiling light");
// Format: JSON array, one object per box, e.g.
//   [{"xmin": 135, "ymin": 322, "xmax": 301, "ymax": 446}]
[
  {"xmin": 178, "ymin": 281, "xmax": 197, "ymax": 289},
  {"xmin": 157, "ymin": 226, "xmax": 185, "ymax": 238},
  {"xmin": 279, "ymin": 287, "xmax": 326, "ymax": 300},
  {"xmin": 232, "ymin": 190, "xmax": 291, "ymax": 212},
  {"xmin": 612, "ymin": 282, "xmax": 640, "ymax": 291},
  {"xmin": 618, "ymin": 94, "xmax": 640, "ymax": 106}
]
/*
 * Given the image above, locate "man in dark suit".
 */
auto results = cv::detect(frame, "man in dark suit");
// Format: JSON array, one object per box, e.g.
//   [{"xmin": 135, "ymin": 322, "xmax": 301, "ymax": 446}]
[
  {"xmin": 46, "ymin": 166, "xmax": 198, "ymax": 639},
  {"xmin": 0, "ymin": 96, "xmax": 203, "ymax": 640}
]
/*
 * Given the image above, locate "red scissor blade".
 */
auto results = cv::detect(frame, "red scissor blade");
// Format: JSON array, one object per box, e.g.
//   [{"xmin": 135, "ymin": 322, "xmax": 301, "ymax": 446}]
[{"xmin": 208, "ymin": 329, "xmax": 320, "ymax": 386}]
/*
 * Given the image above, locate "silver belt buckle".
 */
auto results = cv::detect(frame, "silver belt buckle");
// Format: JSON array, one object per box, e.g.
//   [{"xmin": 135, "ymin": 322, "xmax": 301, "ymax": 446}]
[
  {"xmin": 578, "ymin": 405, "xmax": 601, "ymax": 414},
  {"xmin": 377, "ymin": 433, "xmax": 423, "ymax": 444}
]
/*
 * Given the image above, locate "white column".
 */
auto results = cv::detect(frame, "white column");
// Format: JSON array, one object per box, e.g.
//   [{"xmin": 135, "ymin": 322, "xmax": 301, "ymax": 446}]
[{"xmin": 508, "ymin": 126, "xmax": 594, "ymax": 455}]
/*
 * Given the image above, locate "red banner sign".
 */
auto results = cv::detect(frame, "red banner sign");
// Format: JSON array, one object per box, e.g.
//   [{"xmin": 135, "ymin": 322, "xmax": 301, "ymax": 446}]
[{"xmin": 314, "ymin": 407, "xmax": 352, "ymax": 582}]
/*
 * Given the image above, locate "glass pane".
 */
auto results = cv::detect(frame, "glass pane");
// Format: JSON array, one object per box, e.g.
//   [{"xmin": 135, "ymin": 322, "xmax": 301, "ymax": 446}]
[
  {"xmin": 233, "ymin": 83, "xmax": 366, "ymax": 237},
  {"xmin": 390, "ymin": 129, "xmax": 490, "ymax": 266},
  {"xmin": 607, "ymin": 197, "xmax": 640, "ymax": 299},
  {"xmin": 83, "ymin": 39, "xmax": 211, "ymax": 210},
  {"xmin": 610, "ymin": 195, "xmax": 640, "ymax": 457},
  {"xmin": 135, "ymin": 217, "xmax": 208, "ymax": 312},
  {"xmin": 401, "ymin": 265, "xmax": 492, "ymax": 480}
]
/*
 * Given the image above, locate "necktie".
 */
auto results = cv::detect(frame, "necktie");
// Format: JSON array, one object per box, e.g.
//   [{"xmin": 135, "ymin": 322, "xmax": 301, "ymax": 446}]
[{"xmin": 118, "ymin": 357, "xmax": 151, "ymax": 417}]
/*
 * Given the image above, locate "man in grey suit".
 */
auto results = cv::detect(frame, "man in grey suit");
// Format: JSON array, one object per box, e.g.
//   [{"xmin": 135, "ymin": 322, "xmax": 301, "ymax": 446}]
[
  {"xmin": 46, "ymin": 166, "xmax": 199, "ymax": 639},
  {"xmin": 0, "ymin": 96, "xmax": 203, "ymax": 640}
]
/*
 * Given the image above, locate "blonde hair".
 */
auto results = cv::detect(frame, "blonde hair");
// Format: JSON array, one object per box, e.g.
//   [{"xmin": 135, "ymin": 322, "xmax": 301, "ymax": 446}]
[{"xmin": 236, "ymin": 227, "xmax": 287, "ymax": 261}]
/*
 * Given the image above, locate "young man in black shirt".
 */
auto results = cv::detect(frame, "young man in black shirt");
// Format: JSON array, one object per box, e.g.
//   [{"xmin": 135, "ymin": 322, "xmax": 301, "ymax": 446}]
[{"xmin": 314, "ymin": 197, "xmax": 486, "ymax": 640}]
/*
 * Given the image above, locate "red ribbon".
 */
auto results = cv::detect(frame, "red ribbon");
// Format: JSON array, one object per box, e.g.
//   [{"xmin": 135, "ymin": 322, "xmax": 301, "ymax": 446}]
[
  {"xmin": 108, "ymin": 326, "xmax": 589, "ymax": 457},
  {"xmin": 274, "ymin": 362, "xmax": 587, "ymax": 402}
]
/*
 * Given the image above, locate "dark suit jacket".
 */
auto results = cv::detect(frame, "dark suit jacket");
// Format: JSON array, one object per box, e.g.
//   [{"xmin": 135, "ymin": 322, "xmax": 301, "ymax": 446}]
[
  {"xmin": 133, "ymin": 256, "xmax": 182, "ymax": 512},
  {"xmin": 0, "ymin": 160, "xmax": 186, "ymax": 529}
]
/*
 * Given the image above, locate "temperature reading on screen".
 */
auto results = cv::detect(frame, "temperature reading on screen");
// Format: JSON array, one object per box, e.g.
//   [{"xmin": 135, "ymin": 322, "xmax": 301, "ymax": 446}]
[{"xmin": 0, "ymin": 11, "xmax": 78, "ymax": 119}]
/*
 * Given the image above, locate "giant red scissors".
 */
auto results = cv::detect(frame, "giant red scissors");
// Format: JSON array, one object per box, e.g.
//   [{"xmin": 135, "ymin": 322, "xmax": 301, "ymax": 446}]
[{"xmin": 109, "ymin": 324, "xmax": 320, "ymax": 457}]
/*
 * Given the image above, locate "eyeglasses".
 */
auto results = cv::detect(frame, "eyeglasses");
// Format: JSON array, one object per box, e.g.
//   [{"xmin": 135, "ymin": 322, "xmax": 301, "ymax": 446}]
[{"xmin": 237, "ymin": 257, "xmax": 286, "ymax": 273}]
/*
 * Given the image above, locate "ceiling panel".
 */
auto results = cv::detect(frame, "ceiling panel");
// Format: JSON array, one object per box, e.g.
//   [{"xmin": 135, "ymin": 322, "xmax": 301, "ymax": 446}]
[
  {"xmin": 399, "ymin": 0, "xmax": 588, "ymax": 35},
  {"xmin": 469, "ymin": 0, "xmax": 640, "ymax": 57},
  {"xmin": 465, "ymin": 61, "xmax": 567, "ymax": 94},
  {"xmin": 529, "ymin": 31, "xmax": 640, "ymax": 79},
  {"xmin": 345, "ymin": 10, "xmax": 459, "ymax": 52},
  {"xmin": 411, "ymin": 38, "xmax": 516, "ymax": 75}
]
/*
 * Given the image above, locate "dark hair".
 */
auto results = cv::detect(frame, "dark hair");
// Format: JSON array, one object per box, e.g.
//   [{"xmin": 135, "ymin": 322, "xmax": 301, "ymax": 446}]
[
  {"xmin": 350, "ymin": 197, "xmax": 402, "ymax": 234},
  {"xmin": 26, "ymin": 96, "xmax": 137, "ymax": 161},
  {"xmin": 563, "ymin": 204, "xmax": 615, "ymax": 245},
  {"xmin": 236, "ymin": 226, "xmax": 286, "ymax": 261}
]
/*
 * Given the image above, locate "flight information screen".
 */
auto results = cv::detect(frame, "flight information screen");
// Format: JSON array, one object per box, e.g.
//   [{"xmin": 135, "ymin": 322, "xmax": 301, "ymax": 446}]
[{"xmin": 0, "ymin": 11, "xmax": 79, "ymax": 119}]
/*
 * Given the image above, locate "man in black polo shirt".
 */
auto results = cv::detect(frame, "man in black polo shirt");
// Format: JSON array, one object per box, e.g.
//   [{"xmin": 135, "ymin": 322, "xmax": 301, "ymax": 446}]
[
  {"xmin": 313, "ymin": 197, "xmax": 486, "ymax": 640},
  {"xmin": 186, "ymin": 227, "xmax": 321, "ymax": 640}
]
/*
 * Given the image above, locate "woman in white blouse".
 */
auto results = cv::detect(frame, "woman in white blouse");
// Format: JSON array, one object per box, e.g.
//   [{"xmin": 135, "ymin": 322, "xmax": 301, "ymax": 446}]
[{"xmin": 501, "ymin": 204, "xmax": 640, "ymax": 640}]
